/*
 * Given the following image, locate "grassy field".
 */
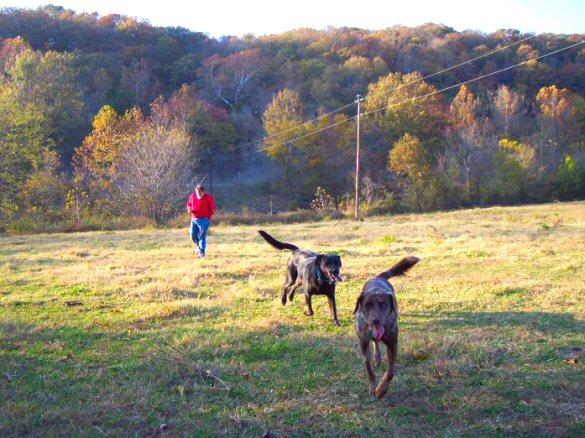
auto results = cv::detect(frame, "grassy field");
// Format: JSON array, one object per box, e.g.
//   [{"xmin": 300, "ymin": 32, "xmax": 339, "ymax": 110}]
[{"xmin": 1, "ymin": 202, "xmax": 584, "ymax": 436}]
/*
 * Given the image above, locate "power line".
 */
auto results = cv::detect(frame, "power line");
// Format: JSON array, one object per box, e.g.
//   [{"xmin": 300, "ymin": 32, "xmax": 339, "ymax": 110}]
[
  {"xmin": 360, "ymin": 39, "xmax": 585, "ymax": 119},
  {"xmin": 364, "ymin": 33, "xmax": 539, "ymax": 103},
  {"xmin": 241, "ymin": 39, "xmax": 584, "ymax": 159},
  {"xmin": 263, "ymin": 101, "xmax": 356, "ymax": 141},
  {"xmin": 230, "ymin": 33, "xmax": 540, "ymax": 156},
  {"xmin": 239, "ymin": 114, "xmax": 357, "ymax": 158},
  {"xmin": 354, "ymin": 95, "xmax": 363, "ymax": 220},
  {"xmin": 228, "ymin": 101, "xmax": 357, "ymax": 155}
]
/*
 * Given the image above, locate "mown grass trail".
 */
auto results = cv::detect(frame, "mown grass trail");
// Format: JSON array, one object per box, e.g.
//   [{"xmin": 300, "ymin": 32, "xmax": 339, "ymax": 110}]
[{"xmin": 1, "ymin": 202, "xmax": 584, "ymax": 436}]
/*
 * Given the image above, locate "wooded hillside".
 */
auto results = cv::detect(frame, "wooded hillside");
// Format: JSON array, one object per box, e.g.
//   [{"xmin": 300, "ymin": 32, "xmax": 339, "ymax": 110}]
[{"xmin": 1, "ymin": 5, "xmax": 584, "ymax": 231}]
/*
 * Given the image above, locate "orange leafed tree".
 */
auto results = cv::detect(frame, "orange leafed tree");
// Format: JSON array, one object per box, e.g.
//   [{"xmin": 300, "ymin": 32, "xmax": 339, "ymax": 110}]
[
  {"xmin": 0, "ymin": 36, "xmax": 30, "ymax": 75},
  {"xmin": 389, "ymin": 133, "xmax": 433, "ymax": 183},
  {"xmin": 389, "ymin": 133, "xmax": 435, "ymax": 210},
  {"xmin": 449, "ymin": 85, "xmax": 478, "ymax": 130},
  {"xmin": 492, "ymin": 85, "xmax": 522, "ymax": 137},
  {"xmin": 262, "ymin": 89, "xmax": 306, "ymax": 160},
  {"xmin": 73, "ymin": 105, "xmax": 144, "ymax": 184},
  {"xmin": 364, "ymin": 71, "xmax": 445, "ymax": 143},
  {"xmin": 536, "ymin": 85, "xmax": 576, "ymax": 143}
]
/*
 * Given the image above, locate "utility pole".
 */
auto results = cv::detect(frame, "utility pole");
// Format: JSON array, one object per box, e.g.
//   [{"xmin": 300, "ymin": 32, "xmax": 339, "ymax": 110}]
[{"xmin": 354, "ymin": 95, "xmax": 363, "ymax": 220}]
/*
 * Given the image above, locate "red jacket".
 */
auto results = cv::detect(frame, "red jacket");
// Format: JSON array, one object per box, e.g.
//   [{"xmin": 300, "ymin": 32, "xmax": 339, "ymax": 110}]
[{"xmin": 187, "ymin": 193, "xmax": 216, "ymax": 219}]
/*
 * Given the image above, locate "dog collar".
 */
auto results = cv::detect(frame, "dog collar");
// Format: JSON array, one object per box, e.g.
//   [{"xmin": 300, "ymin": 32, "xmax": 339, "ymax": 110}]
[{"xmin": 315, "ymin": 264, "xmax": 333, "ymax": 284}]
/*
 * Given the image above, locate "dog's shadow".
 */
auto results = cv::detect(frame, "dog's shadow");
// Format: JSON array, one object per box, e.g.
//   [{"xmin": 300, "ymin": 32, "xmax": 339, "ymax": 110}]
[{"xmin": 406, "ymin": 310, "xmax": 585, "ymax": 335}]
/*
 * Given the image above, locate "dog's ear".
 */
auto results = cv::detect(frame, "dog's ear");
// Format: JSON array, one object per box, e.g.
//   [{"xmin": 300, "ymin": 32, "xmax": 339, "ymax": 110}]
[
  {"xmin": 388, "ymin": 293, "xmax": 398, "ymax": 317},
  {"xmin": 315, "ymin": 254, "xmax": 324, "ymax": 266},
  {"xmin": 353, "ymin": 294, "xmax": 363, "ymax": 314},
  {"xmin": 334, "ymin": 254, "xmax": 341, "ymax": 266}
]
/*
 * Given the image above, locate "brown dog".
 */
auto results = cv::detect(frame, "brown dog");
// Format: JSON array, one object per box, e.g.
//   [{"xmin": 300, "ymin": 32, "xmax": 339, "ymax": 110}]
[{"xmin": 354, "ymin": 256, "xmax": 419, "ymax": 399}]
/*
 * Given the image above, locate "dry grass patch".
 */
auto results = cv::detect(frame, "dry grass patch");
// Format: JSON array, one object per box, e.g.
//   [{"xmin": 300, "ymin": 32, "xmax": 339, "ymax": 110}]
[{"xmin": 1, "ymin": 201, "xmax": 584, "ymax": 435}]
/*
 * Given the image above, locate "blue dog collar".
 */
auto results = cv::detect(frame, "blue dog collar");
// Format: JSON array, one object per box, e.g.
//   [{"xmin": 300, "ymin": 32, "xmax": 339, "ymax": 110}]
[{"xmin": 316, "ymin": 264, "xmax": 333, "ymax": 284}]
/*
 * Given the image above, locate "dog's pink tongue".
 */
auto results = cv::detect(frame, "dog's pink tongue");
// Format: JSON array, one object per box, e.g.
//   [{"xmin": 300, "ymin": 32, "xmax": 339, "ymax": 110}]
[{"xmin": 376, "ymin": 326, "xmax": 385, "ymax": 340}]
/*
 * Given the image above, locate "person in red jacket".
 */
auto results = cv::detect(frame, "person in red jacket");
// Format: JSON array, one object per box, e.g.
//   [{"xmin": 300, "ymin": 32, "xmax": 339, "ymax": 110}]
[{"xmin": 186, "ymin": 184, "xmax": 216, "ymax": 257}]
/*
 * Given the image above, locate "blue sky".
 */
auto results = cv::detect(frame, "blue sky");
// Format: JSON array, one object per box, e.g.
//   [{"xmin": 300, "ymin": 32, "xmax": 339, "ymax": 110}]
[{"xmin": 3, "ymin": 0, "xmax": 584, "ymax": 37}]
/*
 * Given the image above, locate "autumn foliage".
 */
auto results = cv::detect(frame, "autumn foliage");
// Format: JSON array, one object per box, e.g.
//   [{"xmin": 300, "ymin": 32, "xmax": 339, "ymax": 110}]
[{"xmin": 1, "ymin": 5, "xmax": 584, "ymax": 231}]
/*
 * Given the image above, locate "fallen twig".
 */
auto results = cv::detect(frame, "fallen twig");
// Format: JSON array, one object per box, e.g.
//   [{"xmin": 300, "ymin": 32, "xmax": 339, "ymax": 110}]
[{"xmin": 148, "ymin": 344, "xmax": 231, "ymax": 390}]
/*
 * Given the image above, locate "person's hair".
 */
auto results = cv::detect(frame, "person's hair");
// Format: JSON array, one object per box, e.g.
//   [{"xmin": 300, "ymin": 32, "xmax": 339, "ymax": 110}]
[{"xmin": 196, "ymin": 184, "xmax": 205, "ymax": 191}]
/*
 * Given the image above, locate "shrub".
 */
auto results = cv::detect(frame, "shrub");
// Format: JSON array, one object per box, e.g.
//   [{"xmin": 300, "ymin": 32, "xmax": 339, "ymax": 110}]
[
  {"xmin": 114, "ymin": 124, "xmax": 195, "ymax": 223},
  {"xmin": 5, "ymin": 214, "xmax": 153, "ymax": 235},
  {"xmin": 65, "ymin": 176, "xmax": 90, "ymax": 230},
  {"xmin": 362, "ymin": 192, "xmax": 397, "ymax": 216},
  {"xmin": 490, "ymin": 139, "xmax": 536, "ymax": 203},
  {"xmin": 557, "ymin": 154, "xmax": 585, "ymax": 199},
  {"xmin": 379, "ymin": 234, "xmax": 397, "ymax": 244},
  {"xmin": 310, "ymin": 186, "xmax": 336, "ymax": 211},
  {"xmin": 21, "ymin": 149, "xmax": 68, "ymax": 221}
]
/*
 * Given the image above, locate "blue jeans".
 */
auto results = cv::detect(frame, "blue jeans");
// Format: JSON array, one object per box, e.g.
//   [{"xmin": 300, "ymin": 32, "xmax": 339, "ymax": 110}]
[{"xmin": 190, "ymin": 218, "xmax": 211, "ymax": 255}]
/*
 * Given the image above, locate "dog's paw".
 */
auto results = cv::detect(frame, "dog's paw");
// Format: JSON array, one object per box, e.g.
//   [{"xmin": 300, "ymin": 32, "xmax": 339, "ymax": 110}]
[
  {"xmin": 304, "ymin": 310, "xmax": 314, "ymax": 316},
  {"xmin": 333, "ymin": 319, "xmax": 341, "ymax": 327}
]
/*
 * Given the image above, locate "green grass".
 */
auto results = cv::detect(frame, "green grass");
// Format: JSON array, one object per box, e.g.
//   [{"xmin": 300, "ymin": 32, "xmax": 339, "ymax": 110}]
[{"xmin": 1, "ymin": 202, "xmax": 584, "ymax": 436}]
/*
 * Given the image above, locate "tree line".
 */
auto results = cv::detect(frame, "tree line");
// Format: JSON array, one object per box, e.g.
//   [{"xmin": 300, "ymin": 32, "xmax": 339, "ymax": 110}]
[{"xmin": 1, "ymin": 5, "xmax": 584, "ymax": 232}]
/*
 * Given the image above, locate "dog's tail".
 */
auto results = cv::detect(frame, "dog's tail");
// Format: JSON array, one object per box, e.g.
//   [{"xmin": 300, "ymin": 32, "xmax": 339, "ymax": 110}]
[
  {"xmin": 377, "ymin": 256, "xmax": 419, "ymax": 280},
  {"xmin": 258, "ymin": 230, "xmax": 299, "ymax": 251}
]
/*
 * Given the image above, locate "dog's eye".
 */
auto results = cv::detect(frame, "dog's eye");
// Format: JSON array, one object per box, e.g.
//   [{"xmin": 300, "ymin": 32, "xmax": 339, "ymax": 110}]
[
  {"xmin": 379, "ymin": 302, "xmax": 387, "ymax": 308},
  {"xmin": 365, "ymin": 302, "xmax": 373, "ymax": 308}
]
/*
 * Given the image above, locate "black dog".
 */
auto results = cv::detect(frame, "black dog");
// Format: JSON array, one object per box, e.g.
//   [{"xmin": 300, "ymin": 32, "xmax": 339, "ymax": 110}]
[{"xmin": 258, "ymin": 230, "xmax": 343, "ymax": 326}]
